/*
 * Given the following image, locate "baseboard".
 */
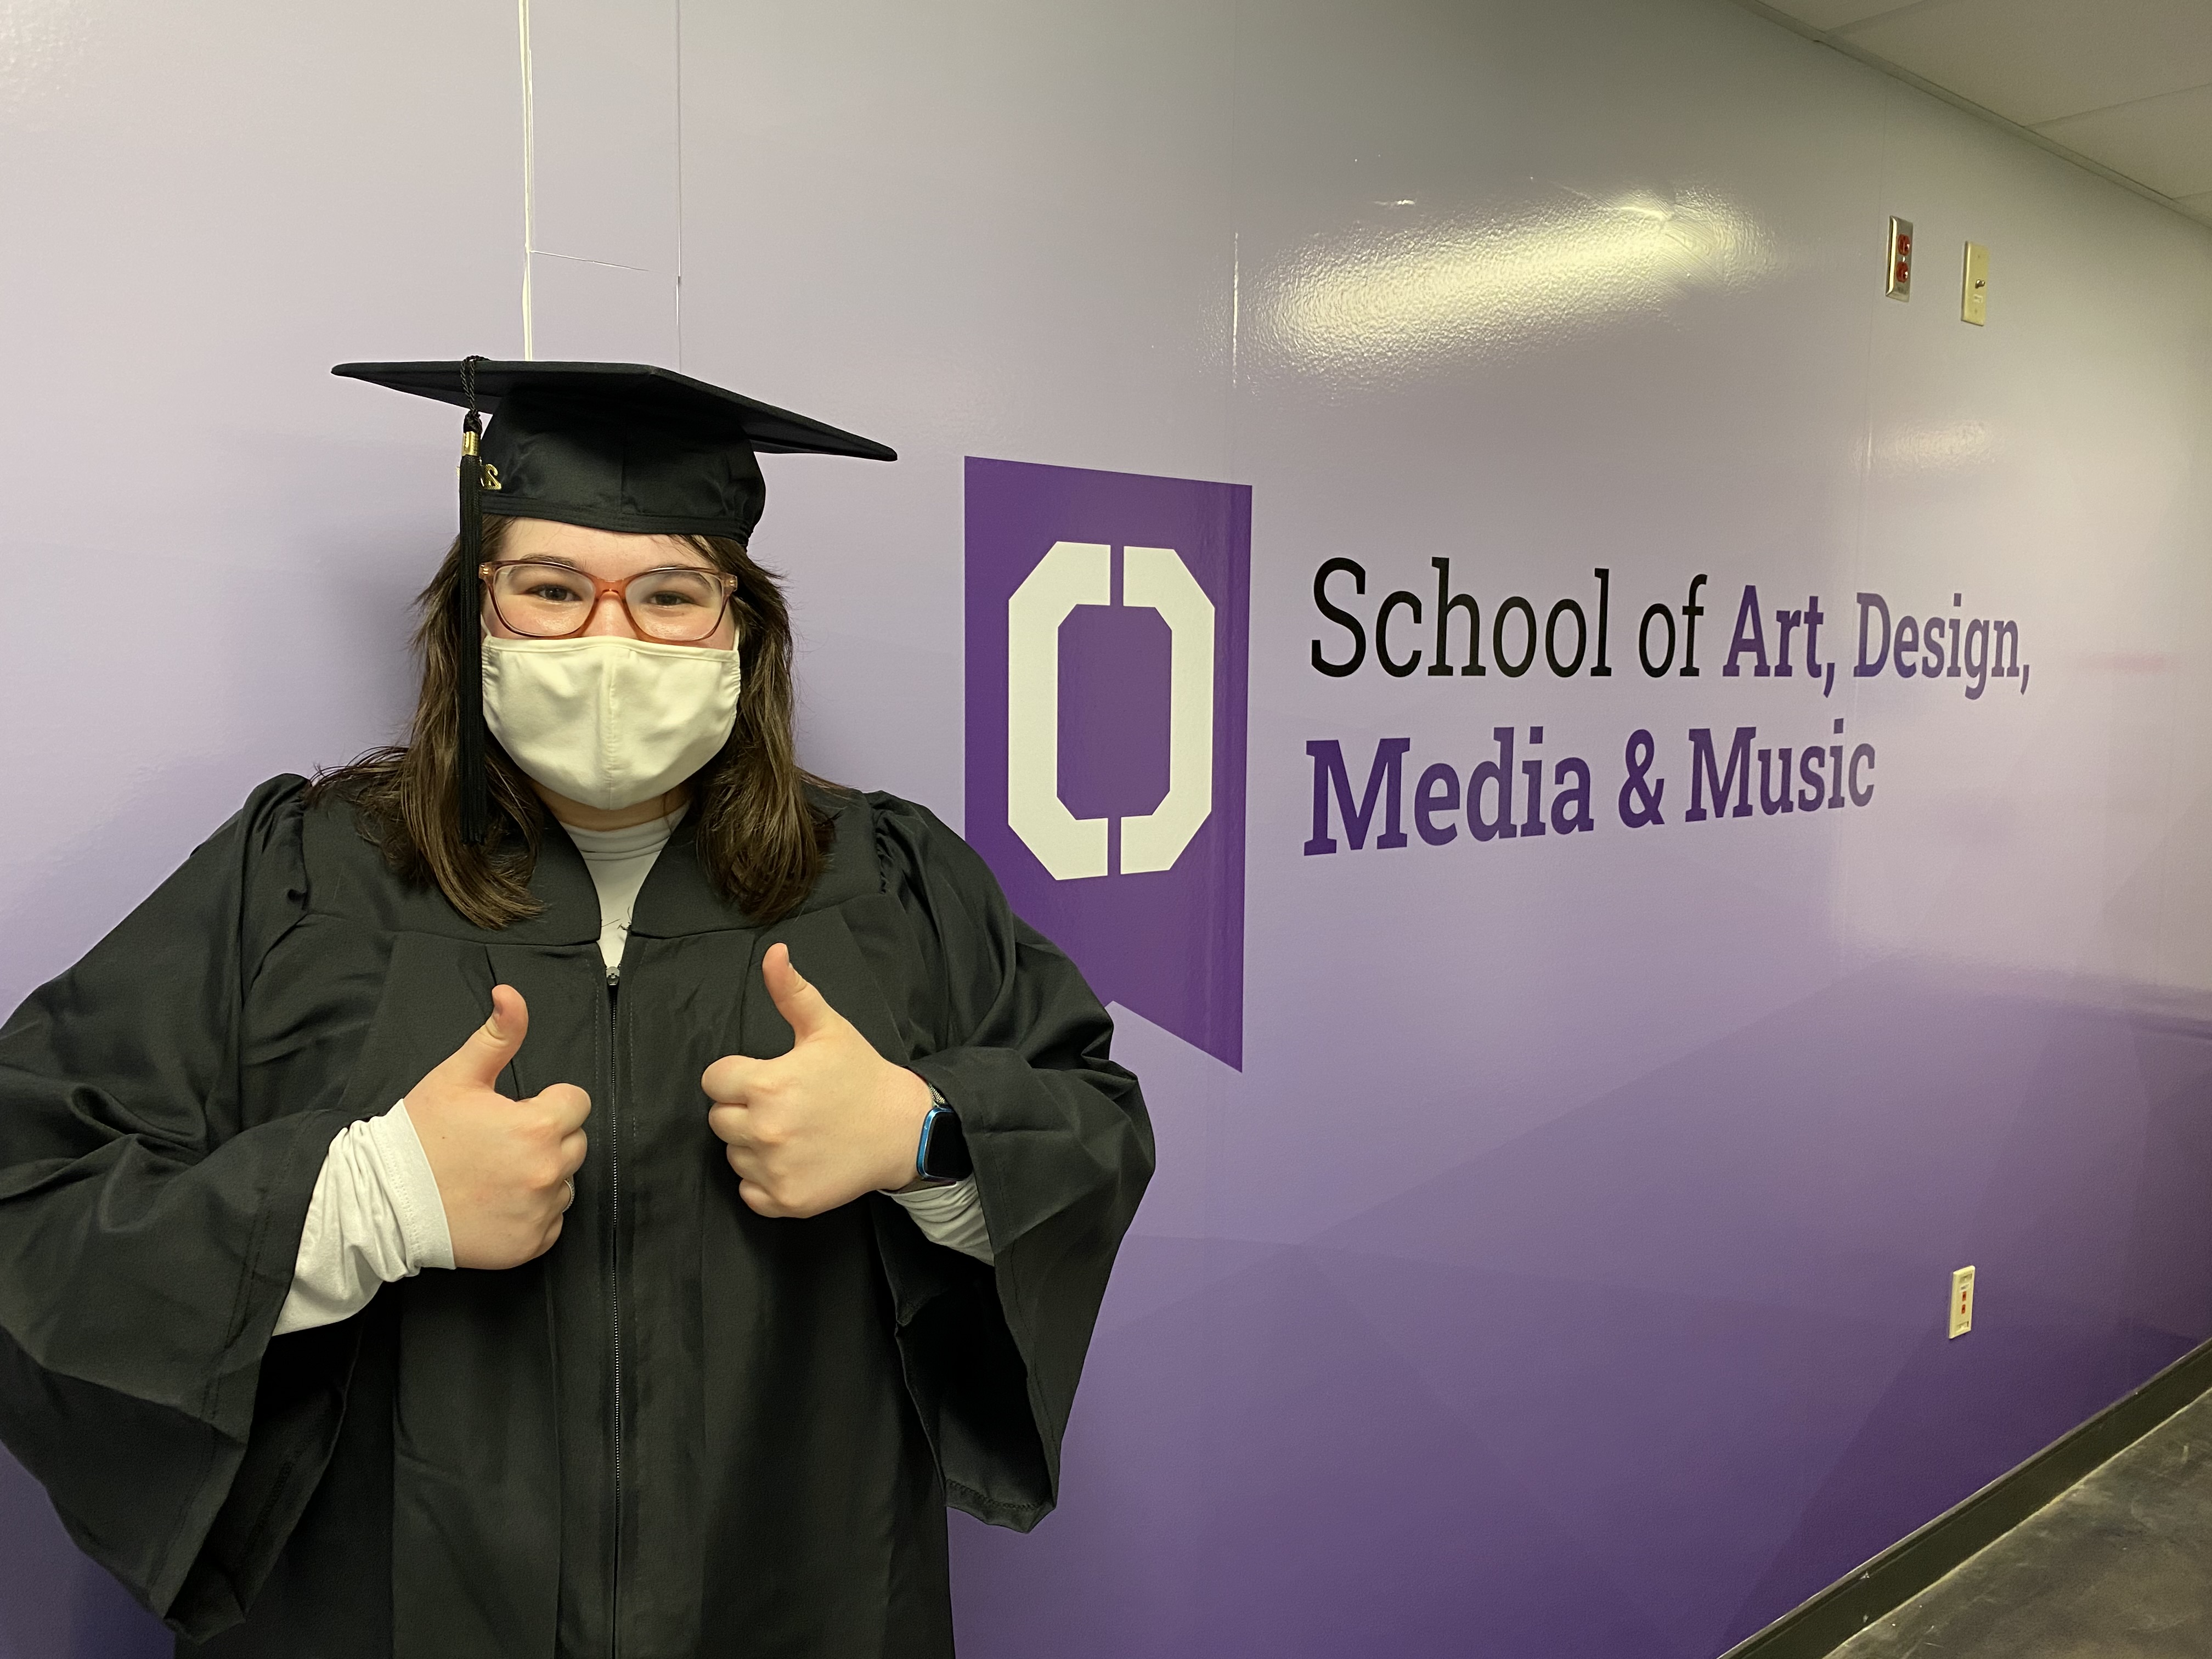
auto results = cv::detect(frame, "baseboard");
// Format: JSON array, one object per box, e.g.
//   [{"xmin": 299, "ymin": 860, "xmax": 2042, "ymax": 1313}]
[{"xmin": 1716, "ymin": 1333, "xmax": 2212, "ymax": 1659}]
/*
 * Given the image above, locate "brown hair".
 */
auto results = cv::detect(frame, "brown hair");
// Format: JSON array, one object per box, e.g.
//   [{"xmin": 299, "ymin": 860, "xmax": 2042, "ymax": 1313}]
[{"xmin": 312, "ymin": 515, "xmax": 837, "ymax": 929}]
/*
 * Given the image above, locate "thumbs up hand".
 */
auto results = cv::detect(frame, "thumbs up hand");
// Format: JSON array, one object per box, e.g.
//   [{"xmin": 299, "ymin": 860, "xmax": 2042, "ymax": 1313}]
[
  {"xmin": 703, "ymin": 943, "xmax": 935, "ymax": 1218},
  {"xmin": 405, "ymin": 985, "xmax": 592, "ymax": 1270}
]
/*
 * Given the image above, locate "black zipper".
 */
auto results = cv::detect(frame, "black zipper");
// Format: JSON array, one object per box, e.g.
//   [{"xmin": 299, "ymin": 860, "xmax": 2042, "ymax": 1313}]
[{"xmin": 603, "ymin": 974, "xmax": 625, "ymax": 1658}]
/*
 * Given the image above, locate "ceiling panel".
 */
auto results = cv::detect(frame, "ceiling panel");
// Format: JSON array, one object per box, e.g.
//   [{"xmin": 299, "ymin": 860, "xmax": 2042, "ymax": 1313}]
[
  {"xmin": 1842, "ymin": 0, "xmax": 2212, "ymax": 126},
  {"xmin": 2039, "ymin": 81, "xmax": 2212, "ymax": 200},
  {"xmin": 1735, "ymin": 0, "xmax": 2212, "ymax": 229},
  {"xmin": 1753, "ymin": 0, "xmax": 1917, "ymax": 30}
]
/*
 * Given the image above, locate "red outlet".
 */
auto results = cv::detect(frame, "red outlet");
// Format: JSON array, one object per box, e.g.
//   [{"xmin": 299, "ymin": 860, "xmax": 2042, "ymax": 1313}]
[{"xmin": 1887, "ymin": 216, "xmax": 1914, "ymax": 301}]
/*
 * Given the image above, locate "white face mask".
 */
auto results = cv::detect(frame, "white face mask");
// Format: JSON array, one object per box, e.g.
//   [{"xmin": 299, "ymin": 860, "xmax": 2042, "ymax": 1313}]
[{"xmin": 481, "ymin": 635, "xmax": 743, "ymax": 811}]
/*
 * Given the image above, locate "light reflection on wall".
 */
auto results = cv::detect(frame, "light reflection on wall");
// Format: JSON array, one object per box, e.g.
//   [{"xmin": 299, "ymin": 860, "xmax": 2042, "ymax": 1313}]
[
  {"xmin": 1871, "ymin": 419, "xmax": 1995, "ymax": 476},
  {"xmin": 0, "ymin": 1, "xmax": 105, "ymax": 123},
  {"xmin": 1250, "ymin": 187, "xmax": 1776, "ymax": 383}
]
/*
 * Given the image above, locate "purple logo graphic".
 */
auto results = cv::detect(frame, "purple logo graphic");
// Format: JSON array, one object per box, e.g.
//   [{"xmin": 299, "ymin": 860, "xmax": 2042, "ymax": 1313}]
[{"xmin": 965, "ymin": 458, "xmax": 1250, "ymax": 1069}]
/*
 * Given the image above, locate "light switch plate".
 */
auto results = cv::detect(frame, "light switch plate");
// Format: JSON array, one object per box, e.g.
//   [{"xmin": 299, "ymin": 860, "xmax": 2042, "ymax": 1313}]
[
  {"xmin": 1962, "ymin": 241, "xmax": 1989, "ymax": 325},
  {"xmin": 1887, "ymin": 217, "xmax": 1914, "ymax": 301},
  {"xmin": 1949, "ymin": 1265, "xmax": 1976, "ymax": 1338}
]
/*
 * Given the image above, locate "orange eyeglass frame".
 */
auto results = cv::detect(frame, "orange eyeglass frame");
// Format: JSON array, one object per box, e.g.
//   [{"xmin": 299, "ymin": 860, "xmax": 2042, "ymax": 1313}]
[{"xmin": 478, "ymin": 559, "xmax": 741, "ymax": 642}]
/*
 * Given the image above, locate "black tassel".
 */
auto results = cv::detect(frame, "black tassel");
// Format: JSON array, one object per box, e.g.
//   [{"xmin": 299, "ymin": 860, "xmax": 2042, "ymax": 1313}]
[{"xmin": 455, "ymin": 356, "xmax": 490, "ymax": 846}]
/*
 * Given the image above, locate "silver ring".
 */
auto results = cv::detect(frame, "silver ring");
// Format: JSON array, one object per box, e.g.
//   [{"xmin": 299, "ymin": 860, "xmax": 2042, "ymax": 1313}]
[{"xmin": 561, "ymin": 1180, "xmax": 575, "ymax": 1212}]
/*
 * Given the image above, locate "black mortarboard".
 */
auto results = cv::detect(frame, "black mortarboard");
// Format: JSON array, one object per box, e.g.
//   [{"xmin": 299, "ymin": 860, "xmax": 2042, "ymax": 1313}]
[{"xmin": 335, "ymin": 357, "xmax": 896, "ymax": 843}]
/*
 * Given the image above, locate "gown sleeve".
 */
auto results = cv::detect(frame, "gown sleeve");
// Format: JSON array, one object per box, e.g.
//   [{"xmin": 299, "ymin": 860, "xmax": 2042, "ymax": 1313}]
[
  {"xmin": 0, "ymin": 775, "xmax": 353, "ymax": 1637},
  {"xmin": 865, "ymin": 794, "xmax": 1155, "ymax": 1532}
]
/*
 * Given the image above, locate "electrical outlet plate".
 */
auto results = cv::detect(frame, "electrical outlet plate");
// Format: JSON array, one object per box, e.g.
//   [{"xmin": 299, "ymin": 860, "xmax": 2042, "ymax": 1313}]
[
  {"xmin": 1887, "ymin": 216, "xmax": 1914, "ymax": 301},
  {"xmin": 1962, "ymin": 241, "xmax": 1989, "ymax": 325},
  {"xmin": 1949, "ymin": 1266, "xmax": 1976, "ymax": 1338}
]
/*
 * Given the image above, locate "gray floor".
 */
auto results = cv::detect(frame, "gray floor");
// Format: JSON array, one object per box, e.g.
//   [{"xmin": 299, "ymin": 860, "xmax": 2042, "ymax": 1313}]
[{"xmin": 1833, "ymin": 1391, "xmax": 2212, "ymax": 1658}]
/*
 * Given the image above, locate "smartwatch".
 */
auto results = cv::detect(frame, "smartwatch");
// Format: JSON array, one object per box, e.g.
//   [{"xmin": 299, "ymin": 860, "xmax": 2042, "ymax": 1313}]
[{"xmin": 914, "ymin": 1090, "xmax": 973, "ymax": 1185}]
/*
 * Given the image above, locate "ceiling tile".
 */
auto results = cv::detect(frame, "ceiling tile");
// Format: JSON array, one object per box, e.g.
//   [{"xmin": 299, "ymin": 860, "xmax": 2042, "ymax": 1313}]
[
  {"xmin": 2170, "ymin": 189, "xmax": 2212, "ymax": 227},
  {"xmin": 2039, "ymin": 82, "xmax": 2212, "ymax": 199},
  {"xmin": 1751, "ymin": 0, "xmax": 1921, "ymax": 29},
  {"xmin": 1843, "ymin": 0, "xmax": 2212, "ymax": 126}
]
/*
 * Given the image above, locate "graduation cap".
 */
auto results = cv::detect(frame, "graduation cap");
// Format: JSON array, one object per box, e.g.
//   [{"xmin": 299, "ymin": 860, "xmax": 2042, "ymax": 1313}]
[{"xmin": 335, "ymin": 357, "xmax": 896, "ymax": 844}]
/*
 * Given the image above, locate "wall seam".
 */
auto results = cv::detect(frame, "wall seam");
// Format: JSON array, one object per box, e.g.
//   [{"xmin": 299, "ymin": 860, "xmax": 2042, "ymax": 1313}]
[
  {"xmin": 517, "ymin": 0, "xmax": 538, "ymax": 359},
  {"xmin": 1227, "ymin": 0, "xmax": 1243, "ymax": 499},
  {"xmin": 532, "ymin": 251, "xmax": 656, "ymax": 275},
  {"xmin": 1838, "ymin": 75, "xmax": 1893, "ymax": 967},
  {"xmin": 673, "ymin": 0, "xmax": 685, "ymax": 369}
]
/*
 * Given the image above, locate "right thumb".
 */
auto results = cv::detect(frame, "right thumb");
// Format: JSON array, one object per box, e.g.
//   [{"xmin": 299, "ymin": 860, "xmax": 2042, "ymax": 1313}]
[{"xmin": 448, "ymin": 983, "xmax": 528, "ymax": 1087}]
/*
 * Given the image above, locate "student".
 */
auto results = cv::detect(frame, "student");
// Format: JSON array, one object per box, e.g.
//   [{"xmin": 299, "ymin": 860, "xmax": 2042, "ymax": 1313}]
[{"xmin": 0, "ymin": 359, "xmax": 1153, "ymax": 1657}]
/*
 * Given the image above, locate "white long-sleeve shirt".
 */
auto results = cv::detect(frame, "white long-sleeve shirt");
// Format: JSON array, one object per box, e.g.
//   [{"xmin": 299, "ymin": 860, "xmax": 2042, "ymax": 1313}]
[{"xmin": 274, "ymin": 812, "xmax": 990, "ymax": 1336}]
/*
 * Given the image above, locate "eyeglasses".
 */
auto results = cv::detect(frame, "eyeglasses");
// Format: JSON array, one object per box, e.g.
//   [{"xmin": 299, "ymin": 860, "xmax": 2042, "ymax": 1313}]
[{"xmin": 481, "ymin": 560, "xmax": 740, "ymax": 644}]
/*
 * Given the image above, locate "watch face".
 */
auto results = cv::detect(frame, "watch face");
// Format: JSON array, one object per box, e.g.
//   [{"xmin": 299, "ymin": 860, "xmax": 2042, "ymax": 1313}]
[{"xmin": 921, "ymin": 1107, "xmax": 973, "ymax": 1183}]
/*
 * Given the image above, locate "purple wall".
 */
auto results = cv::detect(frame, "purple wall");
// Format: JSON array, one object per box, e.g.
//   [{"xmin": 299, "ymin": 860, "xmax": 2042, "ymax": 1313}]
[{"xmin": 5, "ymin": 2, "xmax": 2212, "ymax": 1656}]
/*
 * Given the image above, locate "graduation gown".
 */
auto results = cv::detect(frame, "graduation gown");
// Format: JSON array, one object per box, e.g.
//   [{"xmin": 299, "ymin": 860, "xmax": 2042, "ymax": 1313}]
[{"xmin": 0, "ymin": 776, "xmax": 1152, "ymax": 1658}]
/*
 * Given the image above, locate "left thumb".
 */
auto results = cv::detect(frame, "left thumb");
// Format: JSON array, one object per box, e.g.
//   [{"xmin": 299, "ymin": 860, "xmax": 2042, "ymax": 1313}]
[{"xmin": 763, "ymin": 942, "xmax": 838, "ymax": 1041}]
